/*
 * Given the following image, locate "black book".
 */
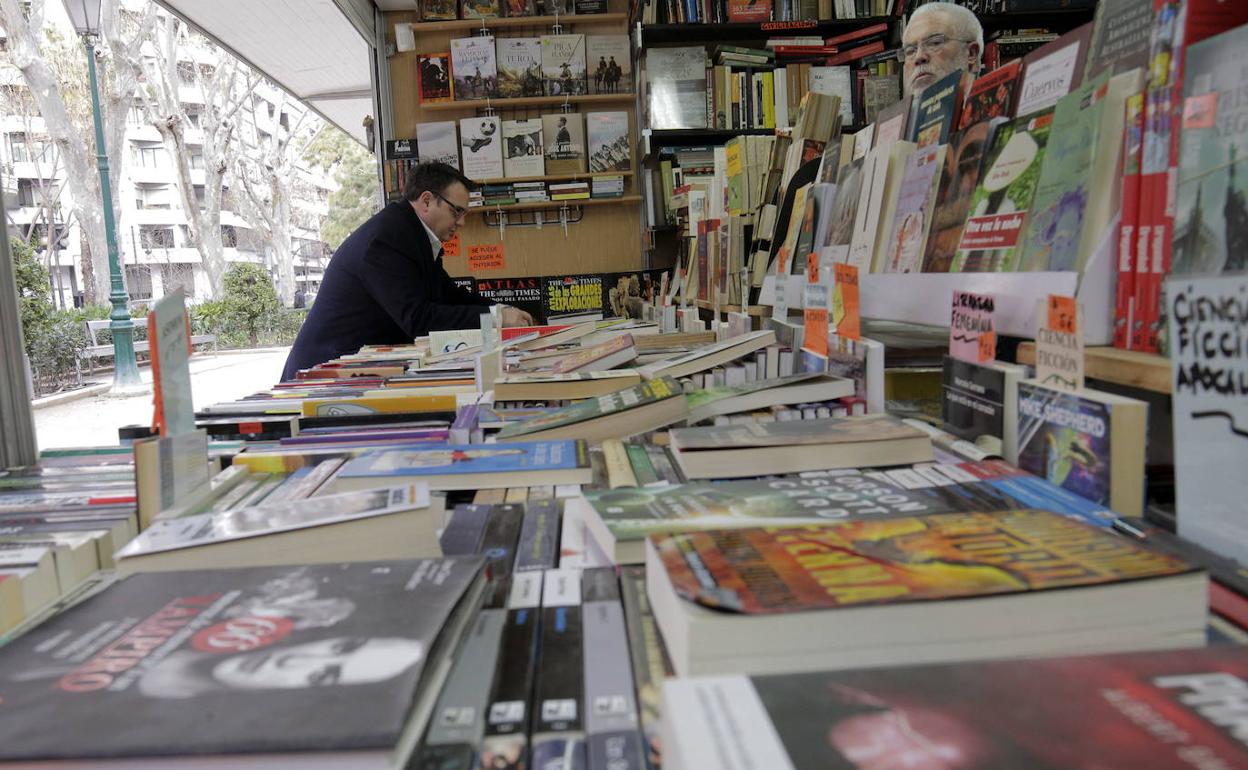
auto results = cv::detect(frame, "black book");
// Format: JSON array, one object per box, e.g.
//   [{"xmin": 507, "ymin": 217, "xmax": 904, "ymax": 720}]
[
  {"xmin": 531, "ymin": 568, "xmax": 586, "ymax": 770},
  {"xmin": 618, "ymin": 566, "xmax": 672, "ymax": 770},
  {"xmin": 440, "ymin": 503, "xmax": 493, "ymax": 556},
  {"xmin": 479, "ymin": 571, "xmax": 543, "ymax": 770},
  {"xmin": 0, "ymin": 559, "xmax": 486, "ymax": 768},
  {"xmin": 513, "ymin": 499, "xmax": 560, "ymax": 573},
  {"xmin": 479, "ymin": 503, "xmax": 525, "ymax": 609}
]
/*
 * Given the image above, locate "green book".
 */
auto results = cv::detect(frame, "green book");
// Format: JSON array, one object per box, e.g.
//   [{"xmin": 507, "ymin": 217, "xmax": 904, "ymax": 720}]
[
  {"xmin": 625, "ymin": 443, "xmax": 660, "ymax": 486},
  {"xmin": 494, "ymin": 377, "xmax": 689, "ymax": 443},
  {"xmin": 683, "ymin": 373, "xmax": 853, "ymax": 424}
]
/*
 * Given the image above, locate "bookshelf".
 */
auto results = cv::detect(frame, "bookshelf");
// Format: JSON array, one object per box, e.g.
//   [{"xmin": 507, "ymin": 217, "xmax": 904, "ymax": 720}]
[
  {"xmin": 637, "ymin": 16, "xmax": 894, "ymax": 44},
  {"xmin": 978, "ymin": 8, "xmax": 1096, "ymax": 35},
  {"xmin": 1016, "ymin": 344, "xmax": 1172, "ymax": 394},
  {"xmin": 384, "ymin": 0, "xmax": 642, "ymax": 280}
]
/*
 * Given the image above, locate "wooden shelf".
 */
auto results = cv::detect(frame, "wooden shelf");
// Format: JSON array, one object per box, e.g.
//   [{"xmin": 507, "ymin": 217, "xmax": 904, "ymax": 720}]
[
  {"xmin": 1016, "ymin": 344, "xmax": 1172, "ymax": 394},
  {"xmin": 406, "ymin": 12, "xmax": 628, "ymax": 33},
  {"xmin": 422, "ymin": 92, "xmax": 634, "ymax": 111},
  {"xmin": 476, "ymin": 170, "xmax": 634, "ymax": 185},
  {"xmin": 473, "ymin": 194, "xmax": 641, "ymax": 212},
  {"xmin": 640, "ymin": 16, "xmax": 892, "ymax": 44}
]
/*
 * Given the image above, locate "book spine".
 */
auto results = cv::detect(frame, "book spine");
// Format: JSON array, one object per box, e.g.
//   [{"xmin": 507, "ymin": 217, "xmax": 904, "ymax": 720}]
[
  {"xmin": 479, "ymin": 572, "xmax": 543, "ymax": 768},
  {"xmin": 514, "ymin": 499, "xmax": 560, "ymax": 572},
  {"xmin": 583, "ymin": 585, "xmax": 645, "ymax": 770},
  {"xmin": 532, "ymin": 568, "xmax": 587, "ymax": 769},
  {"xmin": 602, "ymin": 439, "xmax": 639, "ymax": 489},
  {"xmin": 618, "ymin": 567, "xmax": 672, "ymax": 770},
  {"xmin": 479, "ymin": 503, "xmax": 526, "ymax": 608},
  {"xmin": 625, "ymin": 443, "xmax": 661, "ymax": 486},
  {"xmin": 1114, "ymin": 93, "xmax": 1144, "ymax": 350},
  {"xmin": 441, "ymin": 503, "xmax": 494, "ymax": 556}
]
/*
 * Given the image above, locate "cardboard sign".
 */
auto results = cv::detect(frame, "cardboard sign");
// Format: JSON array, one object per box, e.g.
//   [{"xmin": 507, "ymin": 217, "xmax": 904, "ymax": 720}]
[
  {"xmin": 148, "ymin": 290, "xmax": 195, "ymax": 436},
  {"xmin": 832, "ymin": 263, "xmax": 860, "ymax": 340},
  {"xmin": 1035, "ymin": 297, "xmax": 1084, "ymax": 392},
  {"xmin": 949, "ymin": 290, "xmax": 995, "ymax": 363},
  {"xmin": 772, "ymin": 247, "xmax": 790, "ymax": 320},
  {"xmin": 803, "ymin": 284, "xmax": 830, "ymax": 357},
  {"xmin": 468, "ymin": 243, "xmax": 505, "ymax": 272},
  {"xmin": 442, "ymin": 233, "xmax": 461, "ymax": 258}
]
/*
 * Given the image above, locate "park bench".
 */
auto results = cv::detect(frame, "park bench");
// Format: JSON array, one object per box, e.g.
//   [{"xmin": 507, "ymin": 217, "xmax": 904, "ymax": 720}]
[{"xmin": 78, "ymin": 319, "xmax": 218, "ymax": 377}]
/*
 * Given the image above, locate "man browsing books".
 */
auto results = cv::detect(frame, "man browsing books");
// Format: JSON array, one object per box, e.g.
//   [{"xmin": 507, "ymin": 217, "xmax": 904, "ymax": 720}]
[
  {"xmin": 281, "ymin": 162, "xmax": 533, "ymax": 380},
  {"xmin": 901, "ymin": 1, "xmax": 983, "ymax": 97}
]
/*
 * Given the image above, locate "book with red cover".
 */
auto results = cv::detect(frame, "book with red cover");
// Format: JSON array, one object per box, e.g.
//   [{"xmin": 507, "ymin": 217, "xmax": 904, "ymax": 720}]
[
  {"xmin": 550, "ymin": 333, "xmax": 637, "ymax": 374},
  {"xmin": 957, "ymin": 59, "xmax": 1021, "ymax": 130},
  {"xmin": 1114, "ymin": 91, "xmax": 1145, "ymax": 349},
  {"xmin": 727, "ymin": 0, "xmax": 771, "ymax": 23},
  {"xmin": 501, "ymin": 324, "xmax": 571, "ymax": 340},
  {"xmin": 822, "ymin": 23, "xmax": 888, "ymax": 48},
  {"xmin": 824, "ymin": 40, "xmax": 885, "ymax": 67}
]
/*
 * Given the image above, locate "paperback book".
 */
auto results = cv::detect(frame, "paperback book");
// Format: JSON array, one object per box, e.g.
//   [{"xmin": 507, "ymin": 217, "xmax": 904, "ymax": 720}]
[
  {"xmin": 586, "ymin": 111, "xmax": 630, "ymax": 173},
  {"xmin": 417, "ymin": 53, "xmax": 453, "ymax": 102},
  {"xmin": 450, "ymin": 36, "xmax": 497, "ymax": 100},
  {"xmin": 586, "ymin": 34, "xmax": 630, "ymax": 95},
  {"xmin": 495, "ymin": 37, "xmax": 543, "ymax": 98},
  {"xmin": 332, "ymin": 440, "xmax": 593, "ymax": 491},
  {"xmin": 646, "ymin": 47, "xmax": 708, "ymax": 129},
  {"xmin": 542, "ymin": 113, "xmax": 587, "ymax": 175},
  {"xmin": 541, "ymin": 34, "xmax": 588, "ymax": 96},
  {"xmin": 459, "ymin": 116, "xmax": 505, "ymax": 181},
  {"xmin": 416, "ymin": 121, "xmax": 461, "ymax": 169}
]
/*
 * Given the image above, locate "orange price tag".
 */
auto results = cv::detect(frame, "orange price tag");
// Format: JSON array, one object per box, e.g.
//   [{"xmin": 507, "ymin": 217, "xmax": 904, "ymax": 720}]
[
  {"xmin": 806, "ymin": 251, "xmax": 819, "ymax": 284},
  {"xmin": 442, "ymin": 233, "xmax": 461, "ymax": 259},
  {"xmin": 978, "ymin": 330, "xmax": 996, "ymax": 362},
  {"xmin": 777, "ymin": 247, "xmax": 790, "ymax": 274},
  {"xmin": 1047, "ymin": 295, "xmax": 1078, "ymax": 335},
  {"xmin": 832, "ymin": 263, "xmax": 860, "ymax": 340},
  {"xmin": 467, "ymin": 243, "xmax": 505, "ymax": 272}
]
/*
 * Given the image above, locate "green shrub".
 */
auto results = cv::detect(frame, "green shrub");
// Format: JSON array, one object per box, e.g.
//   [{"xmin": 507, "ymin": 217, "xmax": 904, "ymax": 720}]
[{"xmin": 189, "ymin": 266, "xmax": 306, "ymax": 349}]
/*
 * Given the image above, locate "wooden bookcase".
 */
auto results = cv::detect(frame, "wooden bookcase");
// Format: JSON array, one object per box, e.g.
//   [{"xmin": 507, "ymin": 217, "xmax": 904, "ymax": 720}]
[{"xmin": 383, "ymin": 1, "xmax": 641, "ymax": 280}]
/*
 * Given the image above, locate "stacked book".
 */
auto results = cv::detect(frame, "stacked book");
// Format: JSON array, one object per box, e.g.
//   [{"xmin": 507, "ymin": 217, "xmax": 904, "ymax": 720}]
[{"xmin": 550, "ymin": 181, "xmax": 590, "ymax": 201}]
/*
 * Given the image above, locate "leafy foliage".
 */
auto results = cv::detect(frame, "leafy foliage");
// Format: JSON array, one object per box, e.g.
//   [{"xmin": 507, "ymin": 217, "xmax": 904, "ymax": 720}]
[
  {"xmin": 187, "ymin": 263, "xmax": 306, "ymax": 348},
  {"xmin": 304, "ymin": 127, "xmax": 379, "ymax": 250}
]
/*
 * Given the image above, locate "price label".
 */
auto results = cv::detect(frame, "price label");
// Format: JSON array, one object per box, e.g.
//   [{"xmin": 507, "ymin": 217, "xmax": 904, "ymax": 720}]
[
  {"xmin": 442, "ymin": 233, "xmax": 461, "ymax": 259},
  {"xmin": 777, "ymin": 247, "xmax": 790, "ymax": 274},
  {"xmin": 978, "ymin": 330, "xmax": 996, "ymax": 362},
  {"xmin": 807, "ymin": 251, "xmax": 819, "ymax": 284},
  {"xmin": 832, "ymin": 263, "xmax": 860, "ymax": 340},
  {"xmin": 1047, "ymin": 294, "xmax": 1078, "ymax": 336}
]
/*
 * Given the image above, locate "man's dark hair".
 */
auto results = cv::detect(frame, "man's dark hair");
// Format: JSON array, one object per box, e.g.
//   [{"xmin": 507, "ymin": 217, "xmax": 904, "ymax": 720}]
[{"xmin": 403, "ymin": 161, "xmax": 478, "ymax": 202}]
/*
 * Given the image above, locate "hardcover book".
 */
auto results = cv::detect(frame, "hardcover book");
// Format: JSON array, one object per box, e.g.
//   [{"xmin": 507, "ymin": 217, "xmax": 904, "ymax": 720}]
[
  {"xmin": 0, "ymin": 559, "xmax": 486, "ymax": 767},
  {"xmin": 332, "ymin": 440, "xmax": 593, "ymax": 491},
  {"xmin": 953, "ymin": 109, "xmax": 1055, "ymax": 273},
  {"xmin": 586, "ymin": 34, "xmax": 630, "ymax": 95},
  {"xmin": 648, "ymin": 511, "xmax": 1203, "ymax": 676},
  {"xmin": 450, "ymin": 36, "xmax": 497, "ymax": 100},
  {"xmin": 496, "ymin": 37, "xmax": 543, "ymax": 98},
  {"xmin": 586, "ymin": 111, "xmax": 630, "ymax": 172},
  {"xmin": 646, "ymin": 47, "xmax": 708, "ymax": 129},
  {"xmin": 501, "ymin": 119, "xmax": 545, "ymax": 177},
  {"xmin": 664, "ymin": 647, "xmax": 1248, "ymax": 770},
  {"xmin": 541, "ymin": 34, "xmax": 588, "ymax": 97},
  {"xmin": 542, "ymin": 113, "xmax": 587, "ymax": 175},
  {"xmin": 416, "ymin": 121, "xmax": 461, "ymax": 170},
  {"xmin": 417, "ymin": 53, "xmax": 453, "ymax": 103},
  {"xmin": 1016, "ymin": 379, "xmax": 1148, "ymax": 517},
  {"xmin": 459, "ymin": 116, "xmax": 504, "ymax": 181}
]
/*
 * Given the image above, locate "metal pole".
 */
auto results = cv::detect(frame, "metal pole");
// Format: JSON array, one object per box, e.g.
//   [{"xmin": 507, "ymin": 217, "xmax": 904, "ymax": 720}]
[{"xmin": 84, "ymin": 36, "xmax": 141, "ymax": 390}]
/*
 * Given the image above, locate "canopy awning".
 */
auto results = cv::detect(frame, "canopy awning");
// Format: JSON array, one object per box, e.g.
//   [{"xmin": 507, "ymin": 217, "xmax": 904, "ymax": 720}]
[{"xmin": 154, "ymin": 0, "xmax": 380, "ymax": 146}]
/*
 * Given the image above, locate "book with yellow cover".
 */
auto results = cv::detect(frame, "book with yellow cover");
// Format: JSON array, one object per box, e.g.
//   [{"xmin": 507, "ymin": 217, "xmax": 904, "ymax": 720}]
[{"xmin": 300, "ymin": 392, "xmax": 459, "ymax": 418}]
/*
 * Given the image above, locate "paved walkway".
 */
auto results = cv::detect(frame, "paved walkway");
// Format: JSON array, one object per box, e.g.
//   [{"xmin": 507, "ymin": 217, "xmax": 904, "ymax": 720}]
[{"xmin": 34, "ymin": 347, "xmax": 291, "ymax": 450}]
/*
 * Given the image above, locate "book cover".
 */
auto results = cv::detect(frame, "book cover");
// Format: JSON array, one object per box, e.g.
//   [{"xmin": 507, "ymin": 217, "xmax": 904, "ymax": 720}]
[
  {"xmin": 587, "ymin": 34, "xmax": 630, "ymax": 95},
  {"xmin": 575, "ymin": 0, "xmax": 608, "ymax": 12},
  {"xmin": 479, "ymin": 584, "xmax": 541, "ymax": 766},
  {"xmin": 675, "ymin": 647, "xmax": 1248, "ymax": 770},
  {"xmin": 459, "ymin": 116, "xmax": 504, "ymax": 181},
  {"xmin": 502, "ymin": 119, "xmax": 545, "ymax": 178},
  {"xmin": 542, "ymin": 113, "xmax": 587, "ymax": 175},
  {"xmin": 479, "ymin": 504, "xmax": 526, "ymax": 609},
  {"xmin": 882, "ymin": 143, "xmax": 944, "ymax": 273},
  {"xmin": 586, "ymin": 111, "xmax": 631, "ymax": 172},
  {"xmin": 1017, "ymin": 73, "xmax": 1111, "ymax": 272},
  {"xmin": 421, "ymin": 0, "xmax": 458, "ymax": 21},
  {"xmin": 440, "ymin": 502, "xmax": 492, "ymax": 555},
  {"xmin": 337, "ymin": 441, "xmax": 587, "ymax": 480},
  {"xmin": 531, "ymin": 571, "xmax": 586, "ymax": 768},
  {"xmin": 958, "ymin": 59, "xmax": 1021, "ymax": 130},
  {"xmin": 461, "ymin": 0, "xmax": 501, "ymax": 19},
  {"xmin": 416, "ymin": 120, "xmax": 461, "ymax": 170},
  {"xmin": 672, "ymin": 413, "xmax": 925, "ymax": 451},
  {"xmin": 655, "ymin": 509, "xmax": 1194, "ymax": 615},
  {"xmin": 502, "ymin": 0, "xmax": 537, "ymax": 15},
  {"xmin": 646, "ymin": 47, "xmax": 708, "ymax": 129},
  {"xmin": 550, "ymin": 332, "xmax": 636, "ymax": 373},
  {"xmin": 920, "ymin": 119, "xmax": 998, "ymax": 273},
  {"xmin": 496, "ymin": 37, "xmax": 543, "ymax": 98},
  {"xmin": 953, "ymin": 109, "xmax": 1055, "ymax": 273},
  {"xmin": 1016, "ymin": 24, "xmax": 1092, "ymax": 117},
  {"xmin": 1084, "ymin": 0, "xmax": 1153, "ymax": 79},
  {"xmin": 496, "ymin": 377, "xmax": 683, "ymax": 440},
  {"xmin": 727, "ymin": 0, "xmax": 771, "ymax": 22},
  {"xmin": 941, "ymin": 356, "xmax": 1022, "ymax": 463},
  {"xmin": 824, "ymin": 157, "xmax": 863, "ymax": 249},
  {"xmin": 541, "ymin": 34, "xmax": 588, "ymax": 97},
  {"xmin": 0, "ymin": 559, "xmax": 484, "ymax": 762},
  {"xmin": 618, "ymin": 567, "xmax": 671, "ymax": 770},
  {"xmin": 808, "ymin": 66, "xmax": 855, "ymax": 129},
  {"xmin": 450, "ymin": 36, "xmax": 497, "ymax": 100},
  {"xmin": 514, "ymin": 499, "xmax": 559, "ymax": 572},
  {"xmin": 581, "ymin": 584, "xmax": 644, "ymax": 770},
  {"xmin": 1172, "ymin": 25, "xmax": 1248, "ymax": 276},
  {"xmin": 417, "ymin": 53, "xmax": 453, "ymax": 103}
]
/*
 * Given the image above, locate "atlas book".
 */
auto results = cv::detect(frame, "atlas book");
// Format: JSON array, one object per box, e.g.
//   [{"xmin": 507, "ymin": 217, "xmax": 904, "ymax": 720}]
[
  {"xmin": 495, "ymin": 377, "xmax": 689, "ymax": 443},
  {"xmin": 330, "ymin": 440, "xmax": 593, "ymax": 491},
  {"xmin": 416, "ymin": 120, "xmax": 461, "ymax": 170},
  {"xmin": 646, "ymin": 510, "xmax": 1203, "ymax": 677},
  {"xmin": 541, "ymin": 34, "xmax": 588, "ymax": 97},
  {"xmin": 450, "ymin": 36, "xmax": 497, "ymax": 100},
  {"xmin": 586, "ymin": 34, "xmax": 630, "ymax": 95},
  {"xmin": 667, "ymin": 413, "xmax": 934, "ymax": 479},
  {"xmin": 496, "ymin": 37, "xmax": 543, "ymax": 98},
  {"xmin": 1016, "ymin": 379, "xmax": 1148, "ymax": 517},
  {"xmin": 586, "ymin": 111, "xmax": 630, "ymax": 173},
  {"xmin": 663, "ymin": 647, "xmax": 1248, "ymax": 770},
  {"xmin": 542, "ymin": 113, "xmax": 587, "ymax": 175},
  {"xmin": 417, "ymin": 53, "xmax": 453, "ymax": 103},
  {"xmin": 0, "ymin": 558, "xmax": 487, "ymax": 768}
]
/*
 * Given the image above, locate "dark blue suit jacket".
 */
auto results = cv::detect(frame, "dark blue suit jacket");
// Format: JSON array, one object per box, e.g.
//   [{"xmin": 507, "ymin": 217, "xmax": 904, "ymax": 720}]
[{"xmin": 281, "ymin": 202, "xmax": 493, "ymax": 380}]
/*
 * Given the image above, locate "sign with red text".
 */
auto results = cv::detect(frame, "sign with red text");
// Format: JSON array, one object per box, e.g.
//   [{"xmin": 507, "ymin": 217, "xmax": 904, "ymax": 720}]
[
  {"xmin": 468, "ymin": 243, "xmax": 504, "ymax": 272},
  {"xmin": 950, "ymin": 290, "xmax": 995, "ymax": 363}
]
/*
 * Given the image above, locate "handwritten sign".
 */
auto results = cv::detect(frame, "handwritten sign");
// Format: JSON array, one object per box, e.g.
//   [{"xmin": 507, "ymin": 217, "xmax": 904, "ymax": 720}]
[
  {"xmin": 1035, "ymin": 298, "xmax": 1084, "ymax": 392},
  {"xmin": 832, "ymin": 263, "xmax": 860, "ymax": 341},
  {"xmin": 468, "ymin": 243, "xmax": 505, "ymax": 272},
  {"xmin": 442, "ymin": 233, "xmax": 461, "ymax": 258},
  {"xmin": 949, "ymin": 290, "xmax": 995, "ymax": 363}
]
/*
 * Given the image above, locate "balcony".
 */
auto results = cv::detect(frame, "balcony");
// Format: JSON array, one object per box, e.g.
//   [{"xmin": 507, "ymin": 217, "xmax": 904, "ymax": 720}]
[{"xmin": 11, "ymin": 160, "xmax": 60, "ymax": 180}]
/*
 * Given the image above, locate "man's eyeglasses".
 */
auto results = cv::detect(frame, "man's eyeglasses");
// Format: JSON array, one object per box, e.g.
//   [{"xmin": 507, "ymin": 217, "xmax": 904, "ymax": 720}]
[
  {"xmin": 431, "ymin": 190, "xmax": 469, "ymax": 220},
  {"xmin": 899, "ymin": 33, "xmax": 974, "ymax": 61}
]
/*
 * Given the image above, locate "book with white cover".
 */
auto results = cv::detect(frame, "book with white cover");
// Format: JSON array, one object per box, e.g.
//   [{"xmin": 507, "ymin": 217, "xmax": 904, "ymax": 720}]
[
  {"xmin": 460, "ymin": 116, "xmax": 505, "ymax": 180},
  {"xmin": 503, "ymin": 119, "xmax": 545, "ymax": 177},
  {"xmin": 416, "ymin": 121, "xmax": 461, "ymax": 169},
  {"xmin": 637, "ymin": 330, "xmax": 776, "ymax": 380}
]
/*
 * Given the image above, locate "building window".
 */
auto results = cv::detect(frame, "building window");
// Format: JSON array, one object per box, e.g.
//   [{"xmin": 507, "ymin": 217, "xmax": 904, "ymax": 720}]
[
  {"xmin": 9, "ymin": 135, "xmax": 28, "ymax": 163},
  {"xmin": 176, "ymin": 61, "xmax": 196, "ymax": 86},
  {"xmin": 132, "ymin": 145, "xmax": 162, "ymax": 168},
  {"xmin": 16, "ymin": 179, "xmax": 36, "ymax": 207},
  {"xmin": 139, "ymin": 226, "xmax": 175, "ymax": 249},
  {"xmin": 162, "ymin": 264, "xmax": 194, "ymax": 297},
  {"xmin": 189, "ymin": 152, "xmax": 205, "ymax": 170},
  {"xmin": 185, "ymin": 106, "xmax": 202, "ymax": 129},
  {"xmin": 125, "ymin": 265, "xmax": 153, "ymax": 301}
]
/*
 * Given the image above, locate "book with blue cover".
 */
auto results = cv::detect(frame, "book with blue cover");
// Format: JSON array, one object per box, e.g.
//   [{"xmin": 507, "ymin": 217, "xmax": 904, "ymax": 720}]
[{"xmin": 331, "ymin": 440, "xmax": 593, "ymax": 491}]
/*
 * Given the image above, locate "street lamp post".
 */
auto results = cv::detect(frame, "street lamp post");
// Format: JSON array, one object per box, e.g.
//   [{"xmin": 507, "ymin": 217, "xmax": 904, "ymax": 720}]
[{"xmin": 64, "ymin": 0, "xmax": 140, "ymax": 390}]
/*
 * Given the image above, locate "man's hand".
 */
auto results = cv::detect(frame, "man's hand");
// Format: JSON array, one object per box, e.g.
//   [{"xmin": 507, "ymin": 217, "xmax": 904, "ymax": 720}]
[{"xmin": 499, "ymin": 305, "xmax": 534, "ymax": 327}]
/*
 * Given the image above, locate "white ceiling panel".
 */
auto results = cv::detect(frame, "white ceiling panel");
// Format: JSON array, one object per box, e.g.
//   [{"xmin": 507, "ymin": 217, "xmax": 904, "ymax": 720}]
[{"xmin": 155, "ymin": 0, "xmax": 375, "ymax": 145}]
